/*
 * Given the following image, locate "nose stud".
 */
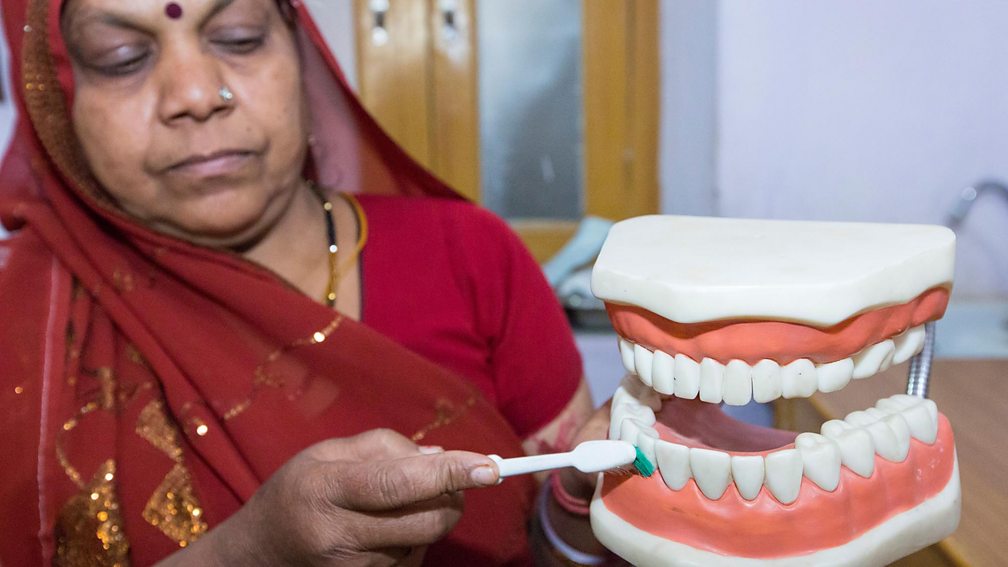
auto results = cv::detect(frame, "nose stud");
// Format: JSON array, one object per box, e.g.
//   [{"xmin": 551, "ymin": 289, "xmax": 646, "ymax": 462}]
[{"xmin": 219, "ymin": 86, "xmax": 235, "ymax": 103}]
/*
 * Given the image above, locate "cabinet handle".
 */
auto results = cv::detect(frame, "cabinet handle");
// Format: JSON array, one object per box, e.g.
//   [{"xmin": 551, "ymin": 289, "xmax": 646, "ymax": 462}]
[
  {"xmin": 369, "ymin": 0, "xmax": 390, "ymax": 45},
  {"xmin": 439, "ymin": 0, "xmax": 460, "ymax": 42}
]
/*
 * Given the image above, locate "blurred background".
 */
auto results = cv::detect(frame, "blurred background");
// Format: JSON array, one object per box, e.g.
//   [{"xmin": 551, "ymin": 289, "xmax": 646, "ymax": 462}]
[{"xmin": 296, "ymin": 0, "xmax": 1008, "ymax": 397}]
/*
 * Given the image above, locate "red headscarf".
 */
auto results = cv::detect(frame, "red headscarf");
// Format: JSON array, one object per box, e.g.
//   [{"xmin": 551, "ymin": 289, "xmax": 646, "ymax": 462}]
[{"xmin": 0, "ymin": 1, "xmax": 534, "ymax": 565}]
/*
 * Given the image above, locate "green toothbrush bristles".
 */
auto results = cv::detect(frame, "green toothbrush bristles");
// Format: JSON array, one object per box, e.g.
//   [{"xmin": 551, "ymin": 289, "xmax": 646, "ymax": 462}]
[{"xmin": 632, "ymin": 445, "xmax": 655, "ymax": 477}]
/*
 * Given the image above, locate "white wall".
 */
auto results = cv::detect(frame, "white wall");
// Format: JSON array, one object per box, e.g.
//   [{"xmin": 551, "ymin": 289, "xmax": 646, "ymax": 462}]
[
  {"xmin": 659, "ymin": 0, "xmax": 718, "ymax": 217},
  {"xmin": 660, "ymin": 1, "xmax": 1008, "ymax": 298},
  {"xmin": 303, "ymin": 0, "xmax": 358, "ymax": 89},
  {"xmin": 1, "ymin": 6, "xmax": 16, "ymax": 239}
]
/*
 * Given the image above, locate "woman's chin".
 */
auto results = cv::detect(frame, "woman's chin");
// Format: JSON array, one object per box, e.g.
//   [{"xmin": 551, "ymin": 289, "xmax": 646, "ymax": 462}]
[{"xmin": 148, "ymin": 213, "xmax": 274, "ymax": 250}]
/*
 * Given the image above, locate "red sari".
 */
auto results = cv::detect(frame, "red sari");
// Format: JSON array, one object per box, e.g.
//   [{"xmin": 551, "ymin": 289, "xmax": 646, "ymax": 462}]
[{"xmin": 0, "ymin": 1, "xmax": 564, "ymax": 564}]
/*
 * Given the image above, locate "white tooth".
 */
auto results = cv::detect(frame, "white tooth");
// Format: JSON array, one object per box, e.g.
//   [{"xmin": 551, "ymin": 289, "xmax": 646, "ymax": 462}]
[
  {"xmin": 886, "ymin": 394, "xmax": 920, "ymax": 409},
  {"xmin": 863, "ymin": 407, "xmax": 888, "ymax": 420},
  {"xmin": 820, "ymin": 418, "xmax": 853, "ymax": 438},
  {"xmin": 884, "ymin": 399, "xmax": 938, "ymax": 444},
  {"xmin": 619, "ymin": 418, "xmax": 657, "ymax": 448},
  {"xmin": 699, "ymin": 358, "xmax": 725, "ymax": 403},
  {"xmin": 613, "ymin": 375, "xmax": 661, "ymax": 411},
  {"xmin": 673, "ymin": 354, "xmax": 700, "ymax": 399},
  {"xmin": 651, "ymin": 350, "xmax": 675, "ymax": 395},
  {"xmin": 635, "ymin": 426, "xmax": 660, "ymax": 465},
  {"xmin": 892, "ymin": 325, "xmax": 926, "ymax": 365},
  {"xmin": 877, "ymin": 344, "xmax": 896, "ymax": 372},
  {"xmin": 817, "ymin": 358, "xmax": 854, "ymax": 393},
  {"xmin": 883, "ymin": 413, "xmax": 912, "ymax": 461},
  {"xmin": 751, "ymin": 359, "xmax": 782, "ymax": 403},
  {"xmin": 852, "ymin": 339, "xmax": 896, "ymax": 379},
  {"xmin": 866, "ymin": 421, "xmax": 904, "ymax": 462},
  {"xmin": 618, "ymin": 402, "xmax": 658, "ymax": 427},
  {"xmin": 873, "ymin": 398, "xmax": 901, "ymax": 415},
  {"xmin": 634, "ymin": 344, "xmax": 655, "ymax": 387},
  {"xmin": 617, "ymin": 416, "xmax": 639, "ymax": 442},
  {"xmin": 610, "ymin": 386, "xmax": 637, "ymax": 411},
  {"xmin": 609, "ymin": 402, "xmax": 656, "ymax": 441},
  {"xmin": 875, "ymin": 396, "xmax": 908, "ymax": 413},
  {"xmin": 922, "ymin": 398, "xmax": 939, "ymax": 425},
  {"xmin": 847, "ymin": 409, "xmax": 904, "ymax": 462},
  {"xmin": 821, "ymin": 419, "xmax": 875, "ymax": 478},
  {"xmin": 731, "ymin": 455, "xmax": 765, "ymax": 500},
  {"xmin": 764, "ymin": 449, "xmax": 803, "ymax": 504},
  {"xmin": 795, "ymin": 432, "xmax": 841, "ymax": 492},
  {"xmin": 608, "ymin": 403, "xmax": 629, "ymax": 440},
  {"xmin": 781, "ymin": 359, "xmax": 817, "ymax": 399},
  {"xmin": 844, "ymin": 409, "xmax": 877, "ymax": 427},
  {"xmin": 690, "ymin": 448, "xmax": 732, "ymax": 500},
  {"xmin": 864, "ymin": 406, "xmax": 910, "ymax": 455},
  {"xmin": 878, "ymin": 393, "xmax": 939, "ymax": 441},
  {"xmin": 619, "ymin": 338, "xmax": 636, "ymax": 375},
  {"xmin": 878, "ymin": 394, "xmax": 939, "ymax": 441},
  {"xmin": 655, "ymin": 441, "xmax": 691, "ymax": 490},
  {"xmin": 721, "ymin": 360, "xmax": 753, "ymax": 406}
]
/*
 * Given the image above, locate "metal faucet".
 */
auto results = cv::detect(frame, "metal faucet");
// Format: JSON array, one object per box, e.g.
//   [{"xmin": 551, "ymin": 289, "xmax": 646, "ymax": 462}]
[{"xmin": 945, "ymin": 179, "xmax": 1008, "ymax": 228}]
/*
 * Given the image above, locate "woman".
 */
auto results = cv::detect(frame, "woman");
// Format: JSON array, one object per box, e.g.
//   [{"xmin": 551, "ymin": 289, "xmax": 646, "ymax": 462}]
[{"xmin": 0, "ymin": 0, "xmax": 613, "ymax": 565}]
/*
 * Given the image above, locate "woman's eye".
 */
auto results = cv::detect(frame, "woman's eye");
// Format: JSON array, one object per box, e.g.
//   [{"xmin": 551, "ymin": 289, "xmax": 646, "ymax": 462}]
[
  {"xmin": 212, "ymin": 34, "xmax": 266, "ymax": 54},
  {"xmin": 92, "ymin": 48, "xmax": 150, "ymax": 77}
]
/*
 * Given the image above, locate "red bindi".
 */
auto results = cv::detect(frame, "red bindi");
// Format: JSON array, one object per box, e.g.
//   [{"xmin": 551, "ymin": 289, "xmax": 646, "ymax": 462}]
[{"xmin": 165, "ymin": 2, "xmax": 183, "ymax": 19}]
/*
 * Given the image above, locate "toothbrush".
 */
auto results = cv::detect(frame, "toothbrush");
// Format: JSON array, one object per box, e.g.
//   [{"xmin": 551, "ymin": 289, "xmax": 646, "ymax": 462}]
[{"xmin": 488, "ymin": 440, "xmax": 652, "ymax": 479}]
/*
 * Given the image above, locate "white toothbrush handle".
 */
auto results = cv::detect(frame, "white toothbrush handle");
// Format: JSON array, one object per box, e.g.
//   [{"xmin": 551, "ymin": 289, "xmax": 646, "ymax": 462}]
[
  {"xmin": 488, "ymin": 440, "xmax": 635, "ymax": 479},
  {"xmin": 489, "ymin": 453, "xmax": 573, "ymax": 477}
]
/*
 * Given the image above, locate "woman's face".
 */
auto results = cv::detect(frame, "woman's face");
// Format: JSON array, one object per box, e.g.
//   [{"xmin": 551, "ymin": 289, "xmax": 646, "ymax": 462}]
[{"xmin": 62, "ymin": 0, "xmax": 309, "ymax": 247}]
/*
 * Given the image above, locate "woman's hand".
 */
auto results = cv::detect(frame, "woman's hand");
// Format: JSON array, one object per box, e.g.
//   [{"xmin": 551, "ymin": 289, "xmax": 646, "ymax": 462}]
[{"xmin": 166, "ymin": 429, "xmax": 499, "ymax": 567}]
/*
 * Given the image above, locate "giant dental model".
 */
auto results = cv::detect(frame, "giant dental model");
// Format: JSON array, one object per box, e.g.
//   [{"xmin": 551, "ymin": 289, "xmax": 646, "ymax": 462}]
[{"xmin": 589, "ymin": 216, "xmax": 960, "ymax": 566}]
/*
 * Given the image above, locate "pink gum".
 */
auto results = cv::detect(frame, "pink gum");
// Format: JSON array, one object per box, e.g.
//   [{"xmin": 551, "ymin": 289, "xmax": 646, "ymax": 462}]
[
  {"xmin": 606, "ymin": 287, "xmax": 950, "ymax": 365},
  {"xmin": 599, "ymin": 414, "xmax": 956, "ymax": 558}
]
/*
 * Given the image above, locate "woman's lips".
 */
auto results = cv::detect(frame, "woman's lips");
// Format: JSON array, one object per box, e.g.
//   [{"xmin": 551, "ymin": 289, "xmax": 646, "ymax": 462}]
[{"xmin": 166, "ymin": 150, "xmax": 256, "ymax": 178}]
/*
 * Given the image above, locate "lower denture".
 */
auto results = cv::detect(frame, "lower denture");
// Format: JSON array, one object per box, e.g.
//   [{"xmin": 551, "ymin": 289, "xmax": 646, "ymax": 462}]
[{"xmin": 599, "ymin": 414, "xmax": 956, "ymax": 558}]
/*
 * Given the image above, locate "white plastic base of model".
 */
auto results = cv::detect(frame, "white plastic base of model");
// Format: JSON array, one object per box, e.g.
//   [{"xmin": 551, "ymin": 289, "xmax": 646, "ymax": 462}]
[
  {"xmin": 590, "ymin": 457, "xmax": 960, "ymax": 567},
  {"xmin": 590, "ymin": 216, "xmax": 955, "ymax": 326}
]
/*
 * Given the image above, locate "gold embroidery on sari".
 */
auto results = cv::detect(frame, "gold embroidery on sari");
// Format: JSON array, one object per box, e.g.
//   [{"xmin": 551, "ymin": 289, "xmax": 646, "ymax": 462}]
[
  {"xmin": 124, "ymin": 343, "xmax": 149, "ymax": 369},
  {"xmin": 223, "ymin": 315, "xmax": 344, "ymax": 421},
  {"xmin": 56, "ymin": 401, "xmax": 99, "ymax": 489},
  {"xmin": 23, "ymin": 0, "xmax": 105, "ymax": 201},
  {"xmin": 142, "ymin": 464, "xmax": 207, "ymax": 547},
  {"xmin": 55, "ymin": 460, "xmax": 130, "ymax": 567},
  {"xmin": 66, "ymin": 323, "xmax": 79, "ymax": 387},
  {"xmin": 54, "ymin": 368, "xmax": 135, "ymax": 559},
  {"xmin": 136, "ymin": 400, "xmax": 208, "ymax": 546},
  {"xmin": 96, "ymin": 367, "xmax": 117, "ymax": 410},
  {"xmin": 136, "ymin": 400, "xmax": 184, "ymax": 462},
  {"xmin": 411, "ymin": 395, "xmax": 477, "ymax": 443},
  {"xmin": 112, "ymin": 269, "xmax": 135, "ymax": 293}
]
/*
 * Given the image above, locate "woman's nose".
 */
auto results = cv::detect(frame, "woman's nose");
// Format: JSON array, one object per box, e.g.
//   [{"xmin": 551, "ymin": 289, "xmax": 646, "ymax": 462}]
[{"xmin": 156, "ymin": 49, "xmax": 232, "ymax": 124}]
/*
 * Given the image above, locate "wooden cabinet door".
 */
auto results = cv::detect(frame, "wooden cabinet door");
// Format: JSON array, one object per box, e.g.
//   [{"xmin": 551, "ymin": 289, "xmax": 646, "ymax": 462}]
[{"xmin": 355, "ymin": 0, "xmax": 659, "ymax": 261}]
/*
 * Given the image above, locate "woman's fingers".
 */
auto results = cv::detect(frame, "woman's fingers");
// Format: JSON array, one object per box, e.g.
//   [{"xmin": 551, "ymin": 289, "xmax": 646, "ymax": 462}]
[
  {"xmin": 305, "ymin": 428, "xmax": 424, "ymax": 462},
  {"xmin": 327, "ymin": 450, "xmax": 498, "ymax": 512},
  {"xmin": 351, "ymin": 494, "xmax": 464, "ymax": 550}
]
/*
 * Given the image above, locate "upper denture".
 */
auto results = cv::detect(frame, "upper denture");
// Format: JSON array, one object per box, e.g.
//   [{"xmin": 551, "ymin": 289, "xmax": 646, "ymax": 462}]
[{"xmin": 606, "ymin": 287, "xmax": 949, "ymax": 366}]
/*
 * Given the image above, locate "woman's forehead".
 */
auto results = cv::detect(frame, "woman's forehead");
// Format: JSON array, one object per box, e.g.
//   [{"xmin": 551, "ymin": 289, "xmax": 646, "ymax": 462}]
[{"xmin": 61, "ymin": 0, "xmax": 273, "ymax": 31}]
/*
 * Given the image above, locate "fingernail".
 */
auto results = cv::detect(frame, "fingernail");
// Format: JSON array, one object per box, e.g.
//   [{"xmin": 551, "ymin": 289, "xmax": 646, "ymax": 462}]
[
  {"xmin": 470, "ymin": 465, "xmax": 498, "ymax": 486},
  {"xmin": 418, "ymin": 445, "xmax": 444, "ymax": 455}
]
